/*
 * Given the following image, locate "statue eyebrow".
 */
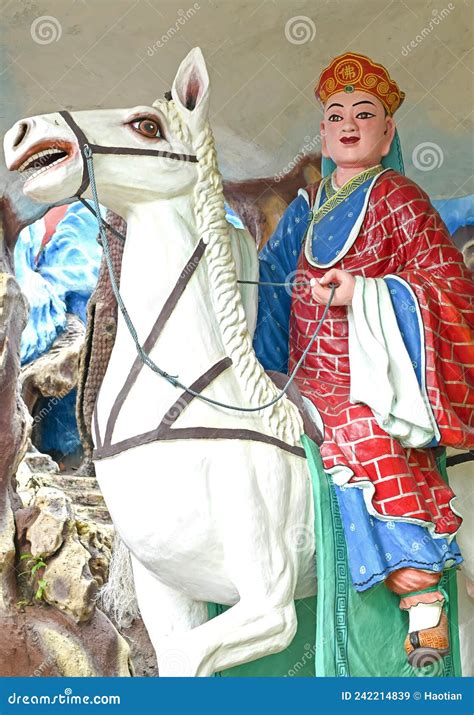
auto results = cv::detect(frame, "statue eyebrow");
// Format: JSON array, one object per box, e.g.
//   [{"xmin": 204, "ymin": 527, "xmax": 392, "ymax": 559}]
[{"xmin": 326, "ymin": 99, "xmax": 376, "ymax": 112}]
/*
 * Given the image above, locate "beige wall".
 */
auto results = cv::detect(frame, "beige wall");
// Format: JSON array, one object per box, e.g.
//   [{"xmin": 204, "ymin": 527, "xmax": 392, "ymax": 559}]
[{"xmin": 1, "ymin": 0, "xmax": 472, "ymax": 198}]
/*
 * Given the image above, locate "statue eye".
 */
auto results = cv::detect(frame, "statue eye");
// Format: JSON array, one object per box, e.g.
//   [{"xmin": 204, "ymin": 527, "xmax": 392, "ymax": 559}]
[
  {"xmin": 328, "ymin": 114, "xmax": 343, "ymax": 122},
  {"xmin": 130, "ymin": 118, "xmax": 162, "ymax": 138}
]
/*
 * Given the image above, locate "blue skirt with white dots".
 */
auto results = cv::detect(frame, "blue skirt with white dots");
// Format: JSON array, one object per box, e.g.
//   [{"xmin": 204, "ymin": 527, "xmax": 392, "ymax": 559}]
[{"xmin": 334, "ymin": 482, "xmax": 463, "ymax": 591}]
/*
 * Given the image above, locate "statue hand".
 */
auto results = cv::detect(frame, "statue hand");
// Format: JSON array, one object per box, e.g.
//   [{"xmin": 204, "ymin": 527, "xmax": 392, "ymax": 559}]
[{"xmin": 311, "ymin": 268, "xmax": 355, "ymax": 306}]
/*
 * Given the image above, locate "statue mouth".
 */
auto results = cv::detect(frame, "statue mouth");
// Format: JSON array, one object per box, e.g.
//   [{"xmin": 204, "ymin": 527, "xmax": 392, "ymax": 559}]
[
  {"xmin": 12, "ymin": 140, "xmax": 74, "ymax": 184},
  {"xmin": 340, "ymin": 136, "xmax": 360, "ymax": 145}
]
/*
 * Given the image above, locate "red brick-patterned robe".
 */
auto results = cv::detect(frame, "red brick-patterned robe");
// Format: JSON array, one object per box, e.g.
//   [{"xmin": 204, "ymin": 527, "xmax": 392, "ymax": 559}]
[{"xmin": 288, "ymin": 169, "xmax": 474, "ymax": 536}]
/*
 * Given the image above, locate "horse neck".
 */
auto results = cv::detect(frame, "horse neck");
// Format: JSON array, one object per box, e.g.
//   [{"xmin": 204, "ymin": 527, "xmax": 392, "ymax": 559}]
[
  {"xmin": 116, "ymin": 195, "xmax": 225, "ymax": 366},
  {"xmin": 116, "ymin": 192, "xmax": 303, "ymax": 446}
]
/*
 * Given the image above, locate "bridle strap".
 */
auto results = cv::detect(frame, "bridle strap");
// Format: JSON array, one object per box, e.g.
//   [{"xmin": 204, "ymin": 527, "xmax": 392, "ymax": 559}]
[
  {"xmin": 59, "ymin": 110, "xmax": 91, "ymax": 196},
  {"xmin": 103, "ymin": 238, "xmax": 208, "ymax": 446},
  {"xmin": 58, "ymin": 109, "xmax": 198, "ymax": 198},
  {"xmin": 86, "ymin": 144, "xmax": 198, "ymax": 162}
]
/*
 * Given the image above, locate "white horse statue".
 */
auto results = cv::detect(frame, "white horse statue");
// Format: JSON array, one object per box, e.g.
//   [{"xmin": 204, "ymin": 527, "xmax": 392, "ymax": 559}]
[
  {"xmin": 4, "ymin": 47, "xmax": 472, "ymax": 677},
  {"xmin": 4, "ymin": 48, "xmax": 317, "ymax": 676}
]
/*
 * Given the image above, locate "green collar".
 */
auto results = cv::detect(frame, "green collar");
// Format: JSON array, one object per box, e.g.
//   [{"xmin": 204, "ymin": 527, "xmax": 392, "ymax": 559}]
[{"xmin": 313, "ymin": 164, "xmax": 384, "ymax": 225}]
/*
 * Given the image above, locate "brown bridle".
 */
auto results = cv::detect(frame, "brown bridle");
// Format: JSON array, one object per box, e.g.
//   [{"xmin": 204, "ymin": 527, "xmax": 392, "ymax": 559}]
[{"xmin": 58, "ymin": 110, "xmax": 198, "ymax": 198}]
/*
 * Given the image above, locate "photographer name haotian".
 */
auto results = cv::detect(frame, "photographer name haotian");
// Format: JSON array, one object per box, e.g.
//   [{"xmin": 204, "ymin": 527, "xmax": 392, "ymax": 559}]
[{"xmin": 424, "ymin": 692, "xmax": 462, "ymax": 701}]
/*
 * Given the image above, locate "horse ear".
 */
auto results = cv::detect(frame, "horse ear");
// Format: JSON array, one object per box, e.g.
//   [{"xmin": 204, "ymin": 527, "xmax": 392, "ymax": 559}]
[{"xmin": 171, "ymin": 47, "xmax": 210, "ymax": 136}]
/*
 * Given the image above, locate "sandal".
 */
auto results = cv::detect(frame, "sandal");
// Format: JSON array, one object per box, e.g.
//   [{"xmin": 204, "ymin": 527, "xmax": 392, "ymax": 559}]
[{"xmin": 404, "ymin": 609, "xmax": 449, "ymax": 668}]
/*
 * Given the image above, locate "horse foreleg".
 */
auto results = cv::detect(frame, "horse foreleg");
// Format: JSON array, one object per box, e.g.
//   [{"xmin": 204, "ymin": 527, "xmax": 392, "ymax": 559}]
[
  {"xmin": 130, "ymin": 554, "xmax": 208, "ymax": 675},
  {"xmin": 156, "ymin": 464, "xmax": 300, "ymax": 677},
  {"xmin": 157, "ymin": 597, "xmax": 298, "ymax": 677}
]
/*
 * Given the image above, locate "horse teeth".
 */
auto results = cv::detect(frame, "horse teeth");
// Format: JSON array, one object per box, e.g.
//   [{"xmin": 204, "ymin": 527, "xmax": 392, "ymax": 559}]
[
  {"xmin": 27, "ymin": 156, "xmax": 66, "ymax": 180},
  {"xmin": 18, "ymin": 149, "xmax": 66, "ymax": 173}
]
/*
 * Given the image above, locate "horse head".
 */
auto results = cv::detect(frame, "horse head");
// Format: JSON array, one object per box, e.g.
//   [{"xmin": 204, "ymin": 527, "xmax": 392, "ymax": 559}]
[{"xmin": 4, "ymin": 48, "xmax": 211, "ymax": 214}]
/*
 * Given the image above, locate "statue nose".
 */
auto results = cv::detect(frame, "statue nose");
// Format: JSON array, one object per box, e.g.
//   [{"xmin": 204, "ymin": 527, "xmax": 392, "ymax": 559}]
[{"xmin": 12, "ymin": 120, "xmax": 32, "ymax": 149}]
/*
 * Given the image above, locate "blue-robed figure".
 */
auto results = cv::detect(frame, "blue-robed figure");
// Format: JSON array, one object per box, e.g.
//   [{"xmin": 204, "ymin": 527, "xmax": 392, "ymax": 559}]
[
  {"xmin": 15, "ymin": 201, "xmax": 103, "ymax": 457},
  {"xmin": 15, "ymin": 201, "xmax": 102, "ymax": 365}
]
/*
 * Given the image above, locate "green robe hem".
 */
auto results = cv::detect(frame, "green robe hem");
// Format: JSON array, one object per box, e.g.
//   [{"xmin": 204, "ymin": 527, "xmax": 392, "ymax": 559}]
[{"xmin": 207, "ymin": 436, "xmax": 461, "ymax": 677}]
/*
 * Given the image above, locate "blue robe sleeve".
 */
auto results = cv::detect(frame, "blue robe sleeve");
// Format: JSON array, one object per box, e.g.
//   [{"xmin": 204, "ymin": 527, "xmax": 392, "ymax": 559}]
[
  {"xmin": 15, "ymin": 222, "xmax": 67, "ymax": 365},
  {"xmin": 39, "ymin": 202, "xmax": 102, "ymax": 323},
  {"xmin": 252, "ymin": 193, "xmax": 311, "ymax": 373},
  {"xmin": 14, "ymin": 202, "xmax": 102, "ymax": 365}
]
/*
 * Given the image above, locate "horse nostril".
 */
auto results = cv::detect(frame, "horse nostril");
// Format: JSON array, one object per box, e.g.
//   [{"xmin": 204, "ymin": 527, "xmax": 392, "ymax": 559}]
[{"xmin": 13, "ymin": 121, "xmax": 30, "ymax": 148}]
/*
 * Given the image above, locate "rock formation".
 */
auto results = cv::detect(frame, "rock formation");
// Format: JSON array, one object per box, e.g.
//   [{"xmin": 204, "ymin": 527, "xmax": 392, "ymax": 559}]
[{"xmin": 0, "ymin": 179, "xmax": 133, "ymax": 677}]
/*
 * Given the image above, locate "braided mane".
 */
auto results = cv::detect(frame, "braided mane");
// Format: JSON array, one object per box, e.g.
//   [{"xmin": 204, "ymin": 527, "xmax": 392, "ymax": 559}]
[{"xmin": 154, "ymin": 98, "xmax": 304, "ymax": 446}]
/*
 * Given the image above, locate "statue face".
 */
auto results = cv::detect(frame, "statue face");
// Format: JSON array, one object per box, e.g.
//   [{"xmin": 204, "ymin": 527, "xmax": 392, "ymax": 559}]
[{"xmin": 319, "ymin": 89, "xmax": 395, "ymax": 170}]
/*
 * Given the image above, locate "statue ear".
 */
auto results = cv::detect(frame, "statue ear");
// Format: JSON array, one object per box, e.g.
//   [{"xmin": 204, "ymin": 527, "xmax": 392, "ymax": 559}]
[
  {"xmin": 171, "ymin": 47, "xmax": 210, "ymax": 136},
  {"xmin": 381, "ymin": 116, "xmax": 396, "ymax": 157}
]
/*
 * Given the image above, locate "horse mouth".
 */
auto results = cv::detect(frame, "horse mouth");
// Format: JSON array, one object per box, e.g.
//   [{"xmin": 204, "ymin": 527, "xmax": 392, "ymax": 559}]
[{"xmin": 14, "ymin": 142, "xmax": 73, "ymax": 183}]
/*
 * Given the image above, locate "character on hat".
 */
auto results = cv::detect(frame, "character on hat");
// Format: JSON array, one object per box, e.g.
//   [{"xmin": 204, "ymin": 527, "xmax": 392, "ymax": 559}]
[{"xmin": 253, "ymin": 51, "xmax": 473, "ymax": 669}]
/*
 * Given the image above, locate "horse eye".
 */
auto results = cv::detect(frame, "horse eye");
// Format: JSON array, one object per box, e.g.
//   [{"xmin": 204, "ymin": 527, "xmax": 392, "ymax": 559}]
[{"xmin": 131, "ymin": 118, "xmax": 162, "ymax": 138}]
